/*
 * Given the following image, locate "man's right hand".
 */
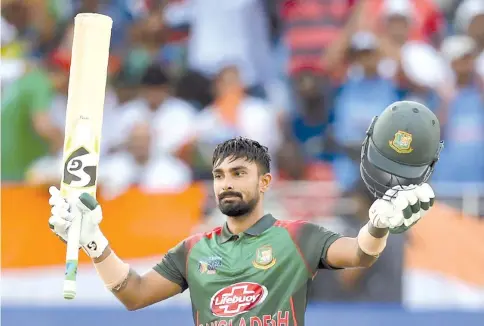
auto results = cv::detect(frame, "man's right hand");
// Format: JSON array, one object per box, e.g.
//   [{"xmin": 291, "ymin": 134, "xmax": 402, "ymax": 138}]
[
  {"xmin": 48, "ymin": 186, "xmax": 109, "ymax": 258},
  {"xmin": 368, "ymin": 184, "xmax": 435, "ymax": 232}
]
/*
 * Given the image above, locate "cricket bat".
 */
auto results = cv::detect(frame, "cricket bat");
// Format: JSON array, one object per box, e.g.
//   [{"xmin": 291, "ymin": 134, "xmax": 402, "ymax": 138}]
[{"xmin": 60, "ymin": 13, "xmax": 113, "ymax": 300}]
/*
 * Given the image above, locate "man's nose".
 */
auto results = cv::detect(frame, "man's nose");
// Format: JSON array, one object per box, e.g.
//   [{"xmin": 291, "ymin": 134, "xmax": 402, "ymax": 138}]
[{"xmin": 222, "ymin": 184, "xmax": 234, "ymax": 191}]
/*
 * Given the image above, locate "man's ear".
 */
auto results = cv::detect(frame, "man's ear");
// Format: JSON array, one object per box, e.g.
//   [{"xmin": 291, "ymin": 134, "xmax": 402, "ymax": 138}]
[{"xmin": 259, "ymin": 173, "xmax": 272, "ymax": 193}]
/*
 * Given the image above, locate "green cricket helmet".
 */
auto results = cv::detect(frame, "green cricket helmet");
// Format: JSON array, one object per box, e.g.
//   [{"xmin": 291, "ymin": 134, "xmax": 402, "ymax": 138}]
[{"xmin": 360, "ymin": 101, "xmax": 444, "ymax": 198}]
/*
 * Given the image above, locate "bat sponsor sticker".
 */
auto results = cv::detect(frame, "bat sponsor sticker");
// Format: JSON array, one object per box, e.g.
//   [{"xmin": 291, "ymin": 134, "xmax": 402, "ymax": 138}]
[{"xmin": 62, "ymin": 147, "xmax": 97, "ymax": 188}]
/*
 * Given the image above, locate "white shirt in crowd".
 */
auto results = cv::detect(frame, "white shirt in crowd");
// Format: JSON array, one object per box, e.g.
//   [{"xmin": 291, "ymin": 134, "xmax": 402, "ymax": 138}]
[
  {"xmin": 99, "ymin": 151, "xmax": 193, "ymax": 199},
  {"xmin": 163, "ymin": 0, "xmax": 273, "ymax": 88},
  {"xmin": 113, "ymin": 96, "xmax": 197, "ymax": 155},
  {"xmin": 98, "ymin": 96, "xmax": 197, "ymax": 198}
]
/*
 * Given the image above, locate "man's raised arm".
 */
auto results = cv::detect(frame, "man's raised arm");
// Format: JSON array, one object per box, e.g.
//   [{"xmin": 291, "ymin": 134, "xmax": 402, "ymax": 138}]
[
  {"xmin": 48, "ymin": 187, "xmax": 187, "ymax": 310},
  {"xmin": 326, "ymin": 184, "xmax": 435, "ymax": 269}
]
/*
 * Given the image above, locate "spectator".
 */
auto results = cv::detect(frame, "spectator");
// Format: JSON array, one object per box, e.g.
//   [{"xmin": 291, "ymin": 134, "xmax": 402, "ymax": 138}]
[
  {"xmin": 163, "ymin": 0, "xmax": 273, "ymax": 104},
  {"xmin": 381, "ymin": 0, "xmax": 415, "ymax": 46},
  {"xmin": 65, "ymin": 0, "xmax": 145, "ymax": 53},
  {"xmin": 375, "ymin": 0, "xmax": 430, "ymax": 82},
  {"xmin": 278, "ymin": 0, "xmax": 352, "ymax": 75},
  {"xmin": 192, "ymin": 65, "xmax": 282, "ymax": 179},
  {"xmin": 325, "ymin": 0, "xmax": 445, "ymax": 90},
  {"xmin": 1, "ymin": 7, "xmax": 28, "ymax": 86},
  {"xmin": 363, "ymin": 0, "xmax": 445, "ymax": 46},
  {"xmin": 288, "ymin": 71, "xmax": 335, "ymax": 162},
  {"xmin": 277, "ymin": 69, "xmax": 336, "ymax": 181},
  {"xmin": 98, "ymin": 63, "xmax": 196, "ymax": 198},
  {"xmin": 110, "ymin": 64, "xmax": 143, "ymax": 109},
  {"xmin": 330, "ymin": 31, "xmax": 402, "ymax": 192},
  {"xmin": 1, "ymin": 23, "xmax": 26, "ymax": 88},
  {"xmin": 399, "ymin": 42, "xmax": 445, "ymax": 111},
  {"xmin": 454, "ymin": 0, "xmax": 484, "ymax": 81},
  {"xmin": 375, "ymin": 0, "xmax": 445, "ymax": 88},
  {"xmin": 1, "ymin": 55, "xmax": 67, "ymax": 182},
  {"xmin": 175, "ymin": 69, "xmax": 214, "ymax": 110},
  {"xmin": 1, "ymin": 0, "xmax": 71, "ymax": 61},
  {"xmin": 1, "ymin": 1, "xmax": 34, "ymax": 58},
  {"xmin": 310, "ymin": 181, "xmax": 405, "ymax": 303},
  {"xmin": 432, "ymin": 35, "xmax": 484, "ymax": 186},
  {"xmin": 124, "ymin": 9, "xmax": 176, "ymax": 80}
]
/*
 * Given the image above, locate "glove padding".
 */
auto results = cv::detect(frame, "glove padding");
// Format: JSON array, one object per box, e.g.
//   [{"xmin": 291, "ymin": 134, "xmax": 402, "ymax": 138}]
[
  {"xmin": 368, "ymin": 183, "xmax": 435, "ymax": 234},
  {"xmin": 48, "ymin": 186, "xmax": 108, "ymax": 258}
]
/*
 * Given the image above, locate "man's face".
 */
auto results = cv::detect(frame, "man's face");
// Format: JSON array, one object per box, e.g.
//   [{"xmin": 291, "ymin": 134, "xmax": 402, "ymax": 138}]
[
  {"xmin": 141, "ymin": 85, "xmax": 166, "ymax": 109},
  {"xmin": 127, "ymin": 122, "xmax": 151, "ymax": 164},
  {"xmin": 385, "ymin": 15, "xmax": 410, "ymax": 45},
  {"xmin": 294, "ymin": 72, "xmax": 325, "ymax": 110},
  {"xmin": 212, "ymin": 157, "xmax": 263, "ymax": 218},
  {"xmin": 452, "ymin": 54, "xmax": 476, "ymax": 78},
  {"xmin": 468, "ymin": 15, "xmax": 484, "ymax": 48},
  {"xmin": 354, "ymin": 49, "xmax": 380, "ymax": 75},
  {"xmin": 214, "ymin": 67, "xmax": 243, "ymax": 98}
]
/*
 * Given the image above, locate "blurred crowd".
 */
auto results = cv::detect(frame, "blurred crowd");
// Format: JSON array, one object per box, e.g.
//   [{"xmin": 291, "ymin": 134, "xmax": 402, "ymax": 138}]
[
  {"xmin": 2, "ymin": 0, "xmax": 484, "ymax": 306},
  {"xmin": 3, "ymin": 0, "xmax": 484, "ymax": 197}
]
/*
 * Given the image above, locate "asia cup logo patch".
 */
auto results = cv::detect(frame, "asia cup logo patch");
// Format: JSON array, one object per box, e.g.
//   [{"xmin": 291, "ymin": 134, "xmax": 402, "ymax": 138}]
[
  {"xmin": 198, "ymin": 256, "xmax": 222, "ymax": 275},
  {"xmin": 252, "ymin": 245, "xmax": 276, "ymax": 270},
  {"xmin": 389, "ymin": 130, "xmax": 414, "ymax": 154}
]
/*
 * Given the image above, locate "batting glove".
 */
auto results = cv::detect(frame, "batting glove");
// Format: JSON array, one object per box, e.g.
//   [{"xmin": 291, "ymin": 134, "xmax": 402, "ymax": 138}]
[
  {"xmin": 48, "ymin": 186, "xmax": 108, "ymax": 258},
  {"xmin": 368, "ymin": 183, "xmax": 435, "ymax": 234}
]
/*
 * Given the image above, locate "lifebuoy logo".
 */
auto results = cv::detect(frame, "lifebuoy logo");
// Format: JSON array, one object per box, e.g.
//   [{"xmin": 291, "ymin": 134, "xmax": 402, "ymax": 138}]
[{"xmin": 210, "ymin": 282, "xmax": 268, "ymax": 318}]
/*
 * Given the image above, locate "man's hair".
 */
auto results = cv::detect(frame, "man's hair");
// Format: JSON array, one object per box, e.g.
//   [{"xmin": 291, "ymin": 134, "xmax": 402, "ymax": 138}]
[
  {"xmin": 140, "ymin": 63, "xmax": 169, "ymax": 86},
  {"xmin": 212, "ymin": 137, "xmax": 271, "ymax": 174}
]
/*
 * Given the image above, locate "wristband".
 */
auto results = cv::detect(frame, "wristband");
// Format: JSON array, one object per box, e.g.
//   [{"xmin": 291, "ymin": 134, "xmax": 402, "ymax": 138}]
[
  {"xmin": 357, "ymin": 222, "xmax": 389, "ymax": 257},
  {"xmin": 94, "ymin": 251, "xmax": 130, "ymax": 290}
]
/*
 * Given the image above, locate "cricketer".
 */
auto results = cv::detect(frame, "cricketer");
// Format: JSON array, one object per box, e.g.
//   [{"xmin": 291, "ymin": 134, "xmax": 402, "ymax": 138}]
[{"xmin": 49, "ymin": 100, "xmax": 443, "ymax": 325}]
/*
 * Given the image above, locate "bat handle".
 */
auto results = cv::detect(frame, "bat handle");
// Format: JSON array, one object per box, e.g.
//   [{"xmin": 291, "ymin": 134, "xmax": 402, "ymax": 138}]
[{"xmin": 63, "ymin": 214, "xmax": 82, "ymax": 299}]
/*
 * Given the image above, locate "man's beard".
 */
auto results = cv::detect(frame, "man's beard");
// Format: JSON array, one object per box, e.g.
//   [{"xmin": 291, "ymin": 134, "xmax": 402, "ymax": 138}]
[{"xmin": 218, "ymin": 191, "xmax": 258, "ymax": 217}]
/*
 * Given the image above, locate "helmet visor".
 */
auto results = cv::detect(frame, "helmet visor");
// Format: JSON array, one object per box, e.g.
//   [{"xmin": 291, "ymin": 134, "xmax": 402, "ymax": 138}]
[{"xmin": 367, "ymin": 139, "xmax": 429, "ymax": 179}]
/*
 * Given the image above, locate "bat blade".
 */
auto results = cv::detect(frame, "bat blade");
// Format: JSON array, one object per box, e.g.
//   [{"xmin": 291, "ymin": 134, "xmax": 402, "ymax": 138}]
[{"xmin": 60, "ymin": 13, "xmax": 112, "ymax": 300}]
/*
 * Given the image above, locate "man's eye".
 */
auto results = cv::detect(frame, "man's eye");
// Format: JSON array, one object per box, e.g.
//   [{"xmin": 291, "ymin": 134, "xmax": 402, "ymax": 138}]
[{"xmin": 214, "ymin": 174, "xmax": 222, "ymax": 179}]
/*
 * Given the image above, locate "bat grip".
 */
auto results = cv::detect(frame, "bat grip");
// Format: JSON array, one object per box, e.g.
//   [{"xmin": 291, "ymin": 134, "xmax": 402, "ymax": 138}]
[{"xmin": 63, "ymin": 213, "xmax": 82, "ymax": 299}]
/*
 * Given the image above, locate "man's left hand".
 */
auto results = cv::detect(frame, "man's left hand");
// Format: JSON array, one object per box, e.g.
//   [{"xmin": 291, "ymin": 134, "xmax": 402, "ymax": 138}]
[{"xmin": 368, "ymin": 183, "xmax": 435, "ymax": 234}]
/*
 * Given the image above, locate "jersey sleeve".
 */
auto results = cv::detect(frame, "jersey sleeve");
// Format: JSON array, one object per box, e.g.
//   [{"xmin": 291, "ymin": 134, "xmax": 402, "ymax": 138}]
[
  {"xmin": 294, "ymin": 222, "xmax": 343, "ymax": 273},
  {"xmin": 153, "ymin": 240, "xmax": 189, "ymax": 292}
]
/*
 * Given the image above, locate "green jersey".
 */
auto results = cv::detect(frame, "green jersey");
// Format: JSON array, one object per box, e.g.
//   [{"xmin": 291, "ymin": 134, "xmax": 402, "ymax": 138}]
[
  {"xmin": 155, "ymin": 214, "xmax": 343, "ymax": 326},
  {"xmin": 1, "ymin": 69, "xmax": 54, "ymax": 181}
]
